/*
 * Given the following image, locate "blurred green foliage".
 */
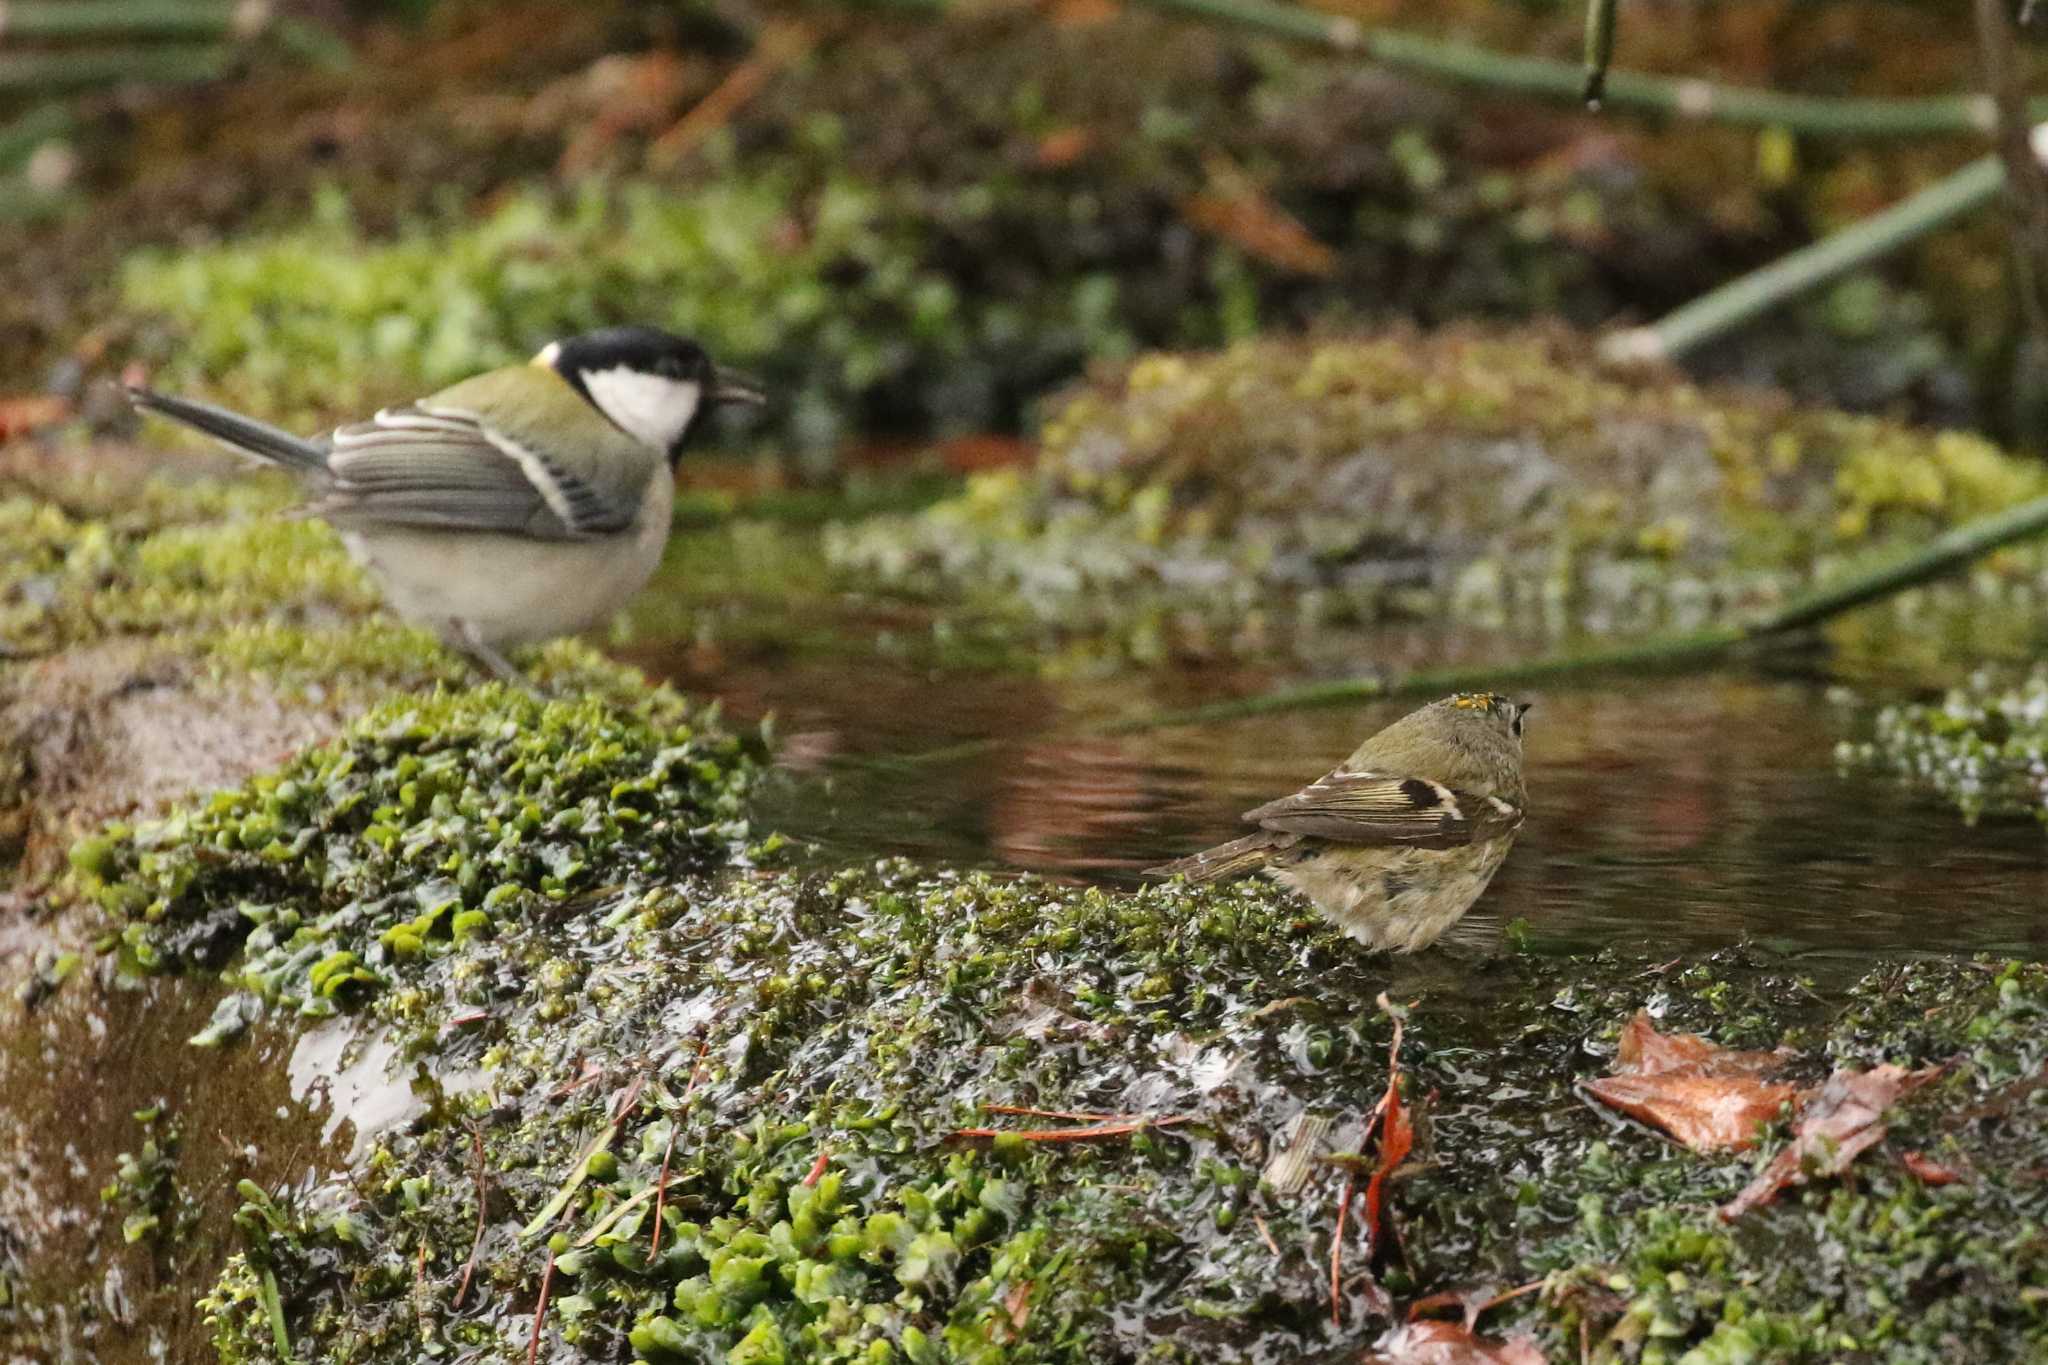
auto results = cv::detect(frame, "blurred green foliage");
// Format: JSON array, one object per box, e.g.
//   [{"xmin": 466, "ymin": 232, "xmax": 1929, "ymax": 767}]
[{"xmin": 121, "ymin": 169, "xmax": 1216, "ymax": 458}]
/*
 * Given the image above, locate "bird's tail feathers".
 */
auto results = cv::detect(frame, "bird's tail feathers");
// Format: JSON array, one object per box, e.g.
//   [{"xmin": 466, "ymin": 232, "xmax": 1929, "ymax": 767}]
[
  {"xmin": 126, "ymin": 386, "xmax": 329, "ymax": 476},
  {"xmin": 1146, "ymin": 832, "xmax": 1276, "ymax": 884}
]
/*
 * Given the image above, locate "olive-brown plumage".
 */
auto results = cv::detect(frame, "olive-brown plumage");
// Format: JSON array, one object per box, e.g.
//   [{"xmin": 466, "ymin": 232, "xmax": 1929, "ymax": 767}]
[{"xmin": 1148, "ymin": 692, "xmax": 1529, "ymax": 952}]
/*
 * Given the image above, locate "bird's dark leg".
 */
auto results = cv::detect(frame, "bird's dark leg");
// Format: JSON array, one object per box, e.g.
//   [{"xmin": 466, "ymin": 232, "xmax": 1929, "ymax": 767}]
[{"xmin": 453, "ymin": 621, "xmax": 537, "ymax": 694}]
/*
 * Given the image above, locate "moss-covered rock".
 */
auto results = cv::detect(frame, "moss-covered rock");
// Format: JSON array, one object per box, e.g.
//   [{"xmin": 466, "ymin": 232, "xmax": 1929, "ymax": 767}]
[
  {"xmin": 79, "ymin": 682, "xmax": 765, "ymax": 1039},
  {"xmin": 63, "ymin": 684, "xmax": 2046, "ymax": 1363},
  {"xmin": 829, "ymin": 328, "xmax": 2048, "ymax": 662}
]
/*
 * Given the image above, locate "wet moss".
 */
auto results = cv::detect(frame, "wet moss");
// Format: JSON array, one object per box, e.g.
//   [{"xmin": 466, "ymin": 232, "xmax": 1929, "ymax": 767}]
[
  {"xmin": 829, "ymin": 329, "xmax": 2048, "ymax": 662},
  {"xmin": 3, "ymin": 467, "xmax": 371, "ymax": 663},
  {"xmin": 1839, "ymin": 667, "xmax": 2048, "ymax": 826},
  {"xmin": 81, "ymin": 682, "xmax": 765, "ymax": 1036},
  {"xmin": 1492, "ymin": 959, "xmax": 2048, "ymax": 1362},
  {"xmin": 99, "ymin": 1105, "xmax": 187, "ymax": 1247}
]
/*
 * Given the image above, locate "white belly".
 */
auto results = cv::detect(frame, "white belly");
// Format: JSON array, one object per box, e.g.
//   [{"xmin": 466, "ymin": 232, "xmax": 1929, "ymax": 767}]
[{"xmin": 338, "ymin": 465, "xmax": 674, "ymax": 650}]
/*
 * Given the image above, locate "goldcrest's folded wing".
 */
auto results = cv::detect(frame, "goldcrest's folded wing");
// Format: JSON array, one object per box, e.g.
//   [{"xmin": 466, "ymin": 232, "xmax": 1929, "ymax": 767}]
[{"xmin": 1243, "ymin": 769, "xmax": 1522, "ymax": 848}]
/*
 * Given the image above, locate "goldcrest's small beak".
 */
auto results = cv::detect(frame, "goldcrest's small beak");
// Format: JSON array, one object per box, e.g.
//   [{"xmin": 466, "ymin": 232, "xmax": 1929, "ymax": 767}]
[
  {"xmin": 711, "ymin": 366, "xmax": 766, "ymax": 407},
  {"xmin": 1516, "ymin": 701, "xmax": 1534, "ymax": 718}
]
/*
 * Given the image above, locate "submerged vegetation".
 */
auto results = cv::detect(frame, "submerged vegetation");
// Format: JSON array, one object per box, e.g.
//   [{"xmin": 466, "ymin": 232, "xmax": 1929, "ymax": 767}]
[{"xmin": 1843, "ymin": 666, "xmax": 2048, "ymax": 826}]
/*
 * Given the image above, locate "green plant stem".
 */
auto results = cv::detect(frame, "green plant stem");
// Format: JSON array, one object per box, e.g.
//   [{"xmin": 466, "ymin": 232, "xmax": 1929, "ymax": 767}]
[
  {"xmin": 0, "ymin": 1, "xmax": 250, "ymax": 39},
  {"xmin": 258, "ymin": 1265, "xmax": 292, "ymax": 1358},
  {"xmin": 0, "ymin": 47, "xmax": 229, "ymax": 92},
  {"xmin": 1581, "ymin": 0, "xmax": 1618, "ymax": 106},
  {"xmin": 519, "ymin": 1117, "xmax": 623, "ymax": 1242},
  {"xmin": 1758, "ymin": 489, "xmax": 2048, "ymax": 633},
  {"xmin": 873, "ymin": 0, "xmax": 2012, "ymax": 137},
  {"xmin": 1123, "ymin": 0, "xmax": 2012, "ymax": 137},
  {"xmin": 1609, "ymin": 154, "xmax": 2006, "ymax": 362}
]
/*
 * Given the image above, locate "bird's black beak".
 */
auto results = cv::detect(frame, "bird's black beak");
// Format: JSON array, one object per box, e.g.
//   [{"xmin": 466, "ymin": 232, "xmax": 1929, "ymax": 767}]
[
  {"xmin": 1516, "ymin": 701, "xmax": 1534, "ymax": 719},
  {"xmin": 710, "ymin": 366, "xmax": 767, "ymax": 407}
]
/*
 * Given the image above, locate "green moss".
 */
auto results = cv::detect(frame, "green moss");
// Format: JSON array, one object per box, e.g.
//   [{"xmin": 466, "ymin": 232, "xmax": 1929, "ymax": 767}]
[
  {"xmin": 118, "ymin": 172, "xmax": 1188, "ymax": 458},
  {"xmin": 828, "ymin": 330, "xmax": 2048, "ymax": 662},
  {"xmin": 1839, "ymin": 666, "xmax": 2048, "ymax": 825},
  {"xmin": 2, "ymin": 472, "xmax": 378, "ymax": 661},
  {"xmin": 99, "ymin": 1106, "xmax": 186, "ymax": 1248},
  {"xmin": 81, "ymin": 682, "xmax": 764, "ymax": 1027},
  {"xmin": 132, "ymin": 819, "xmax": 2048, "ymax": 1362}
]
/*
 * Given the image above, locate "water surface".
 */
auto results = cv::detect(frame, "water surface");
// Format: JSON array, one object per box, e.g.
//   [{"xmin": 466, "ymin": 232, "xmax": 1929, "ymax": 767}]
[{"xmin": 623, "ymin": 573, "xmax": 2048, "ymax": 966}]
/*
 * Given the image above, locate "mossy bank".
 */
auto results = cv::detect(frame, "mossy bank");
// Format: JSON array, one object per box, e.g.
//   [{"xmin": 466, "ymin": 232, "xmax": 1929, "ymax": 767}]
[
  {"xmin": 829, "ymin": 328, "xmax": 2048, "ymax": 670},
  {"xmin": 48, "ymin": 723, "xmax": 2048, "ymax": 1362},
  {"xmin": 6, "ymin": 379, "xmax": 2048, "ymax": 1364},
  {"xmin": 0, "ymin": 443, "xmax": 717, "ymax": 883}
]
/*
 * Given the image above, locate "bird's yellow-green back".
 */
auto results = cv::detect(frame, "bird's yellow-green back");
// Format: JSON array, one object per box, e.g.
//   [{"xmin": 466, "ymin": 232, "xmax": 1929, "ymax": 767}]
[
  {"xmin": 421, "ymin": 364, "xmax": 661, "ymax": 515},
  {"xmin": 1344, "ymin": 692, "xmax": 1526, "ymax": 802}
]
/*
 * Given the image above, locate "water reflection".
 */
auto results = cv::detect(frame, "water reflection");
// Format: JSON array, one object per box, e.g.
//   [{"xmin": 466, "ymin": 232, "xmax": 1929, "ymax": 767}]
[{"xmin": 633, "ymin": 623, "xmax": 2048, "ymax": 962}]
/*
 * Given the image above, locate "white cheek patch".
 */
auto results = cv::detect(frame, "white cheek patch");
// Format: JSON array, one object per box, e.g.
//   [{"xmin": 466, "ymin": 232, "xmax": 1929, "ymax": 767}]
[{"xmin": 580, "ymin": 367, "xmax": 702, "ymax": 451}]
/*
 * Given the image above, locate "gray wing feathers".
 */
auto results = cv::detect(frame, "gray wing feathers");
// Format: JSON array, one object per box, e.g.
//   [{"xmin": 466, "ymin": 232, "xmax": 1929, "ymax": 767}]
[{"xmin": 313, "ymin": 406, "xmax": 637, "ymax": 539}]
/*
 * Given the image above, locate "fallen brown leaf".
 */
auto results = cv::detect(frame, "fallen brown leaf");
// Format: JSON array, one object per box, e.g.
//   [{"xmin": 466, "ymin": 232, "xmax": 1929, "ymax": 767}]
[
  {"xmin": 1180, "ymin": 153, "xmax": 1335, "ymax": 277},
  {"xmin": 1581, "ymin": 1011, "xmax": 1802, "ymax": 1153},
  {"xmin": 553, "ymin": 51, "xmax": 692, "ymax": 177},
  {"xmin": 647, "ymin": 22, "xmax": 813, "ymax": 169},
  {"xmin": 1046, "ymin": 0, "xmax": 1119, "ymax": 27},
  {"xmin": 1363, "ymin": 1319, "xmax": 1547, "ymax": 1364},
  {"xmin": 1329, "ymin": 996, "xmax": 1414, "ymax": 1328},
  {"xmin": 991, "ymin": 1278, "xmax": 1033, "ymax": 1343},
  {"xmin": 1720, "ymin": 1063, "xmax": 1943, "ymax": 1221},
  {"xmin": 938, "ymin": 434, "xmax": 1036, "ymax": 473},
  {"xmin": 1362, "ymin": 1040, "xmax": 1414, "ymax": 1258},
  {"xmin": 1034, "ymin": 126, "xmax": 1096, "ymax": 169},
  {"xmin": 1407, "ymin": 1280, "xmax": 1545, "ymax": 1332},
  {"xmin": 1901, "ymin": 1149, "xmax": 1964, "ymax": 1186}
]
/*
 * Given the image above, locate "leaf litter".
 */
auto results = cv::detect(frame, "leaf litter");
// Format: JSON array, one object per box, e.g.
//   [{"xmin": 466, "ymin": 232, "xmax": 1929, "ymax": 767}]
[
  {"xmin": 1580, "ymin": 1009, "xmax": 1801, "ymax": 1152},
  {"xmin": 1581, "ymin": 1012, "xmax": 1948, "ymax": 1223},
  {"xmin": 1719, "ymin": 1062, "xmax": 1944, "ymax": 1220}
]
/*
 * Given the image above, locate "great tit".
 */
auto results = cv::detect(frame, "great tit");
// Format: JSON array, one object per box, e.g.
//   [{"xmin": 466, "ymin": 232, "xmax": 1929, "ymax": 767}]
[
  {"xmin": 127, "ymin": 326, "xmax": 763, "ymax": 683},
  {"xmin": 1148, "ymin": 693, "xmax": 1528, "ymax": 952}
]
